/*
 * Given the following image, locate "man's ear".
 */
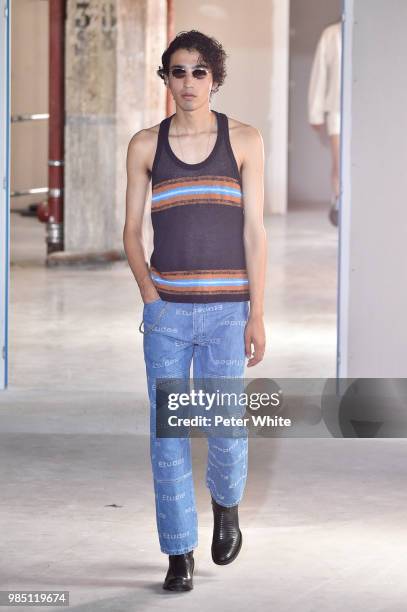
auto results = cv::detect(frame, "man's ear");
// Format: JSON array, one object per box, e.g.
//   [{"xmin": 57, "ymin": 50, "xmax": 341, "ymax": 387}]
[{"xmin": 211, "ymin": 81, "xmax": 219, "ymax": 95}]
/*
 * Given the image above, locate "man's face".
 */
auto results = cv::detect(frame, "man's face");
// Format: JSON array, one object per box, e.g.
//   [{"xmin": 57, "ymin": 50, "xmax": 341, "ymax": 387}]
[{"xmin": 166, "ymin": 48, "xmax": 216, "ymax": 110}]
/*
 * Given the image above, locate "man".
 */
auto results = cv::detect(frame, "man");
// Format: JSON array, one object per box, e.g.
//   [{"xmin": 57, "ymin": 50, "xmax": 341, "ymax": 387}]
[
  {"xmin": 123, "ymin": 30, "xmax": 266, "ymax": 592},
  {"xmin": 308, "ymin": 21, "xmax": 342, "ymax": 227}
]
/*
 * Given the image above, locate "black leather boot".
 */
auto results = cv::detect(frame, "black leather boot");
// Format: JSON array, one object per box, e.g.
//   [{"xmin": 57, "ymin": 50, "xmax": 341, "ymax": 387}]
[
  {"xmin": 162, "ymin": 550, "xmax": 194, "ymax": 591},
  {"xmin": 211, "ymin": 496, "xmax": 242, "ymax": 565}
]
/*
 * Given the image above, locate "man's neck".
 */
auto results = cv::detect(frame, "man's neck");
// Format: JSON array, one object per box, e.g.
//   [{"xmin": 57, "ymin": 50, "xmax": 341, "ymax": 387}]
[{"xmin": 173, "ymin": 106, "xmax": 214, "ymax": 135}]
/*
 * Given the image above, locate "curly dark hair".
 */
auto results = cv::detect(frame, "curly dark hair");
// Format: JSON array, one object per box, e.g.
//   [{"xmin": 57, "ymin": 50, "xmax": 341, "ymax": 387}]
[{"xmin": 157, "ymin": 30, "xmax": 227, "ymax": 93}]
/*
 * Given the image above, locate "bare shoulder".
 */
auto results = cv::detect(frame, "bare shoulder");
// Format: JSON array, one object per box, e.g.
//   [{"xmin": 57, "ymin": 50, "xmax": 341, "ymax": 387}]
[
  {"xmin": 127, "ymin": 122, "xmax": 161, "ymax": 172},
  {"xmin": 228, "ymin": 117, "xmax": 263, "ymax": 143},
  {"xmin": 227, "ymin": 117, "xmax": 264, "ymax": 169}
]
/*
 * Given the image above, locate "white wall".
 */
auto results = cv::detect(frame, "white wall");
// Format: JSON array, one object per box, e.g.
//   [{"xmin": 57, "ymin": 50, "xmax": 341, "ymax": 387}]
[
  {"xmin": 339, "ymin": 0, "xmax": 407, "ymax": 376},
  {"xmin": 174, "ymin": 0, "xmax": 289, "ymax": 215}
]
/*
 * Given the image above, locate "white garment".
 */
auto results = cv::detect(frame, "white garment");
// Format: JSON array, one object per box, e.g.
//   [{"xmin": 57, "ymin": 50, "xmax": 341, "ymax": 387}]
[{"xmin": 308, "ymin": 22, "xmax": 342, "ymax": 135}]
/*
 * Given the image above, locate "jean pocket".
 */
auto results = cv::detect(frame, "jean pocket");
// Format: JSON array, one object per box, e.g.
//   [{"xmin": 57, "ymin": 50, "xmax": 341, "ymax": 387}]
[{"xmin": 140, "ymin": 298, "xmax": 168, "ymax": 335}]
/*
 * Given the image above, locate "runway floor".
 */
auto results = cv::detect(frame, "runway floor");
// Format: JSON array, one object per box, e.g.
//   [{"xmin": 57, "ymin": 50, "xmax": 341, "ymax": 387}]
[{"xmin": 1, "ymin": 204, "xmax": 404, "ymax": 611}]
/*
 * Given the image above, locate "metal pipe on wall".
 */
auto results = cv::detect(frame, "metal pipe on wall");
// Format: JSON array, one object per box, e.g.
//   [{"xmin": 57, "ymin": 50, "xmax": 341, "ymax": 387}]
[
  {"xmin": 47, "ymin": 0, "xmax": 65, "ymax": 253},
  {"xmin": 166, "ymin": 0, "xmax": 175, "ymax": 117}
]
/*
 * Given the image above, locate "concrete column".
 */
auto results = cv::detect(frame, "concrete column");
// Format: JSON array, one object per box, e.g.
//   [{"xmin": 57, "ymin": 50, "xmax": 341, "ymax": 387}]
[{"xmin": 62, "ymin": 0, "xmax": 166, "ymax": 259}]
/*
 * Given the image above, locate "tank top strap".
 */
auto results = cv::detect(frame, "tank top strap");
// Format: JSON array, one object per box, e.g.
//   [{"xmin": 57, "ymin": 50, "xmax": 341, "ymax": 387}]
[
  {"xmin": 215, "ymin": 111, "xmax": 241, "ymax": 184},
  {"xmin": 151, "ymin": 116, "xmax": 171, "ymax": 178},
  {"xmin": 216, "ymin": 111, "xmax": 229, "ymax": 138},
  {"xmin": 159, "ymin": 114, "xmax": 172, "ymax": 141}
]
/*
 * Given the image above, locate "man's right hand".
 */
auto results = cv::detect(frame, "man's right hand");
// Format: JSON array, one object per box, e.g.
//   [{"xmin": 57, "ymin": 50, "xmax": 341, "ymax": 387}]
[{"xmin": 142, "ymin": 286, "xmax": 161, "ymax": 305}]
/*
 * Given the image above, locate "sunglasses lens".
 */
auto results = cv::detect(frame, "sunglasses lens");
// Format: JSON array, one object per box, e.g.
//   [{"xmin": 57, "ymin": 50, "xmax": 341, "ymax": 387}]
[
  {"xmin": 193, "ymin": 69, "xmax": 208, "ymax": 79},
  {"xmin": 171, "ymin": 68, "xmax": 186, "ymax": 78},
  {"xmin": 170, "ymin": 67, "xmax": 209, "ymax": 79}
]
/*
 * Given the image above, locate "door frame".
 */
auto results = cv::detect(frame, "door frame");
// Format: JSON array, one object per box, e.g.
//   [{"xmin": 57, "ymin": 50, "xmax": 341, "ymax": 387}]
[
  {"xmin": 0, "ymin": 0, "xmax": 10, "ymax": 390},
  {"xmin": 337, "ymin": 0, "xmax": 353, "ymax": 378}
]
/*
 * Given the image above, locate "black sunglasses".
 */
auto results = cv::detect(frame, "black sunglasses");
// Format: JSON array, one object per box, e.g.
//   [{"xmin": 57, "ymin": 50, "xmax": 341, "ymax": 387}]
[{"xmin": 169, "ymin": 66, "xmax": 210, "ymax": 79}]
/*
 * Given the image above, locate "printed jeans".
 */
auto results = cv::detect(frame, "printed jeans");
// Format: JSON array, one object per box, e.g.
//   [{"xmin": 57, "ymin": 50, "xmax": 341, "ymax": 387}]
[{"xmin": 139, "ymin": 297, "xmax": 250, "ymax": 555}]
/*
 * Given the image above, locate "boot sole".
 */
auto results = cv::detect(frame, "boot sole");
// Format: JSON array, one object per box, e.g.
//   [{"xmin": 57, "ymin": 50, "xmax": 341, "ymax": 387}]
[
  {"xmin": 163, "ymin": 582, "xmax": 193, "ymax": 592},
  {"xmin": 211, "ymin": 529, "xmax": 242, "ymax": 565}
]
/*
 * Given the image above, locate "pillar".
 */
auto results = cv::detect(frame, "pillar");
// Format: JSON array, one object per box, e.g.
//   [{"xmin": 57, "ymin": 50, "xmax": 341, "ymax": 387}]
[{"xmin": 62, "ymin": 0, "xmax": 166, "ymax": 257}]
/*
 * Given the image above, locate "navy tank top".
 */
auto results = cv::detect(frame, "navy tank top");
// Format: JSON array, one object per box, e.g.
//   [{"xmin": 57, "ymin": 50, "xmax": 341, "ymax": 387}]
[{"xmin": 148, "ymin": 110, "xmax": 250, "ymax": 303}]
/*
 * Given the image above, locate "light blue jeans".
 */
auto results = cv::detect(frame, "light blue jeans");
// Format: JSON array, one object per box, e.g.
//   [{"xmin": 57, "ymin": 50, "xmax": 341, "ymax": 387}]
[{"xmin": 139, "ymin": 298, "xmax": 250, "ymax": 555}]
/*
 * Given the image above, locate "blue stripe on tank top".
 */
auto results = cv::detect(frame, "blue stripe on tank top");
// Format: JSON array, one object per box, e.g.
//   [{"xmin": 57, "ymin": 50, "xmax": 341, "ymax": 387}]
[
  {"xmin": 150, "ymin": 274, "xmax": 249, "ymax": 287},
  {"xmin": 152, "ymin": 186, "xmax": 241, "ymax": 202}
]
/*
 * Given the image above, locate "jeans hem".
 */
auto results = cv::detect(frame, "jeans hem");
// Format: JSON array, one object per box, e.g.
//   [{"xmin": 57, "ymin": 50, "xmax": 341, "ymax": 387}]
[
  {"xmin": 208, "ymin": 485, "xmax": 243, "ymax": 508},
  {"xmin": 160, "ymin": 541, "xmax": 198, "ymax": 555}
]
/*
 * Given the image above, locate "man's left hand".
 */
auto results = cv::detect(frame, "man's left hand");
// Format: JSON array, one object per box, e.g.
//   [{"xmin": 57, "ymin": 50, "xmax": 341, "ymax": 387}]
[{"xmin": 244, "ymin": 315, "xmax": 266, "ymax": 367}]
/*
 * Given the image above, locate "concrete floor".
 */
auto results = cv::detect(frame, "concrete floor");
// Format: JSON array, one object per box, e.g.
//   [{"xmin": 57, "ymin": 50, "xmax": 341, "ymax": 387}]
[{"xmin": 1, "ymin": 206, "xmax": 405, "ymax": 611}]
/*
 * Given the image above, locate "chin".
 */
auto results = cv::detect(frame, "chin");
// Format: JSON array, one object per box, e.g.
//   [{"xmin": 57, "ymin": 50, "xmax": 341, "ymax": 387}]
[{"xmin": 178, "ymin": 98, "xmax": 196, "ymax": 107}]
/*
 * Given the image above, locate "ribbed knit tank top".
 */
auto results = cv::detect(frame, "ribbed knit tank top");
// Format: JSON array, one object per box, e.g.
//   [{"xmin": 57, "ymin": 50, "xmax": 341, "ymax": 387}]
[{"xmin": 149, "ymin": 110, "xmax": 250, "ymax": 303}]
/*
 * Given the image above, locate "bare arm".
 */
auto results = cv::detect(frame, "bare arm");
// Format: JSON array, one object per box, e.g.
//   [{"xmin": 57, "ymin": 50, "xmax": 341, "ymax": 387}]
[
  {"xmin": 123, "ymin": 130, "xmax": 159, "ymax": 304},
  {"xmin": 241, "ymin": 126, "xmax": 267, "ymax": 367}
]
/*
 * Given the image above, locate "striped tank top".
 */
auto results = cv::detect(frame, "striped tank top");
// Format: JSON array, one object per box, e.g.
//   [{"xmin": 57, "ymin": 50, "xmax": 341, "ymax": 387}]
[{"xmin": 149, "ymin": 109, "xmax": 249, "ymax": 303}]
